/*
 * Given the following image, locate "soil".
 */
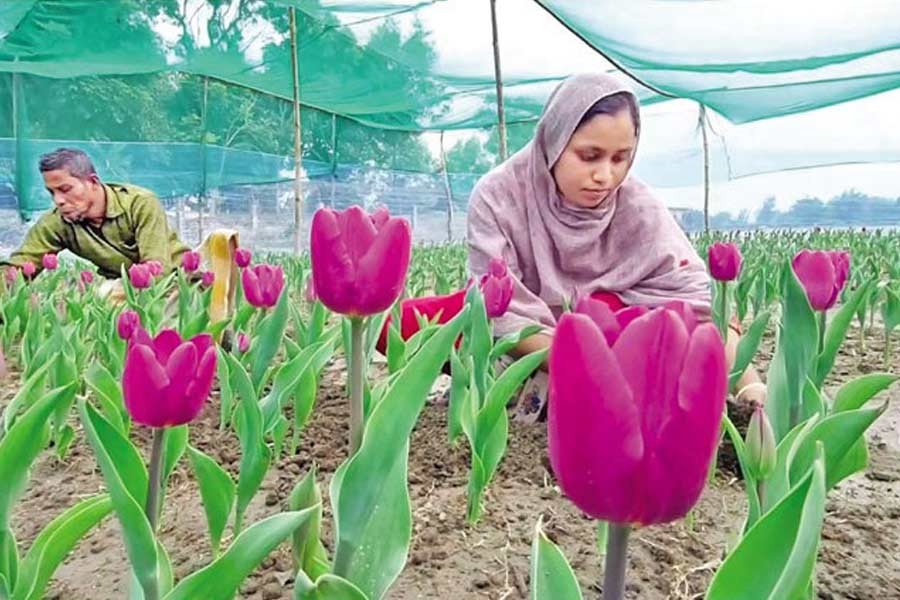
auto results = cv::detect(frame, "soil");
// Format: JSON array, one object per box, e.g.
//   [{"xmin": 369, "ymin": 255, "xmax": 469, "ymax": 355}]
[{"xmin": 4, "ymin": 323, "xmax": 899, "ymax": 599}]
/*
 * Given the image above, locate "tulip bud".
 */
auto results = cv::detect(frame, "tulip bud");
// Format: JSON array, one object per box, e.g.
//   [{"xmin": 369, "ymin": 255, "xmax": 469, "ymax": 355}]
[
  {"xmin": 480, "ymin": 257, "xmax": 514, "ymax": 319},
  {"xmin": 707, "ymin": 242, "xmax": 742, "ymax": 282},
  {"xmin": 4, "ymin": 268, "xmax": 18, "ymax": 285},
  {"xmin": 234, "ymin": 248, "xmax": 252, "ymax": 268},
  {"xmin": 117, "ymin": 310, "xmax": 141, "ymax": 341},
  {"xmin": 745, "ymin": 404, "xmax": 777, "ymax": 480},
  {"xmin": 80, "ymin": 270, "xmax": 94, "ymax": 285},
  {"xmin": 42, "ymin": 253, "xmax": 59, "ymax": 271},
  {"xmin": 22, "ymin": 262, "xmax": 36, "ymax": 278},
  {"xmin": 236, "ymin": 332, "xmax": 250, "ymax": 353},
  {"xmin": 129, "ymin": 264, "xmax": 152, "ymax": 289},
  {"xmin": 201, "ymin": 271, "xmax": 215, "ymax": 288},
  {"xmin": 242, "ymin": 264, "xmax": 284, "ymax": 309},
  {"xmin": 182, "ymin": 251, "xmax": 201, "ymax": 273}
]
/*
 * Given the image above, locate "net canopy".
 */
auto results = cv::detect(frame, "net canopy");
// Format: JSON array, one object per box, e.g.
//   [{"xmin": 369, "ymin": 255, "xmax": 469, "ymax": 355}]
[{"xmin": 0, "ymin": 0, "xmax": 898, "ymax": 229}]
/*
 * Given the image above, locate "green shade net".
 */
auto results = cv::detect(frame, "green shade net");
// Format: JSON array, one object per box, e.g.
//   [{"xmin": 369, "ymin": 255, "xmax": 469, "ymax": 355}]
[{"xmin": 0, "ymin": 0, "xmax": 898, "ymax": 222}]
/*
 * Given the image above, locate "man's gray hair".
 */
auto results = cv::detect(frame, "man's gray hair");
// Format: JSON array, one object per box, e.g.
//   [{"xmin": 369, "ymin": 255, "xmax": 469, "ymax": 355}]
[{"xmin": 38, "ymin": 148, "xmax": 98, "ymax": 180}]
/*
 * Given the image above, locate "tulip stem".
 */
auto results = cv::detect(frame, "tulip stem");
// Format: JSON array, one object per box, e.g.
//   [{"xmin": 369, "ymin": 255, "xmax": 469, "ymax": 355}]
[
  {"xmin": 349, "ymin": 317, "xmax": 366, "ymax": 454},
  {"xmin": 817, "ymin": 311, "xmax": 827, "ymax": 357},
  {"xmin": 145, "ymin": 427, "xmax": 166, "ymax": 533},
  {"xmin": 602, "ymin": 523, "xmax": 630, "ymax": 600},
  {"xmin": 717, "ymin": 281, "xmax": 729, "ymax": 340}
]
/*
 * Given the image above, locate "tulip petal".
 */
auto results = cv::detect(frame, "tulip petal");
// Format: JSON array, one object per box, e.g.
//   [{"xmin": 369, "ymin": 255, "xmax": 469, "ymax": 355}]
[
  {"xmin": 180, "ymin": 347, "xmax": 217, "ymax": 425},
  {"xmin": 574, "ymin": 297, "xmax": 621, "ymax": 345},
  {"xmin": 611, "ymin": 308, "xmax": 690, "ymax": 523},
  {"xmin": 311, "ymin": 209, "xmax": 358, "ymax": 314},
  {"xmin": 661, "ymin": 300, "xmax": 698, "ymax": 333},
  {"xmin": 650, "ymin": 322, "xmax": 727, "ymax": 523},
  {"xmin": 341, "ymin": 206, "xmax": 379, "ymax": 264},
  {"xmin": 241, "ymin": 267, "xmax": 263, "ymax": 307},
  {"xmin": 548, "ymin": 314, "xmax": 643, "ymax": 522},
  {"xmin": 614, "ymin": 305, "xmax": 649, "ymax": 334},
  {"xmin": 163, "ymin": 343, "xmax": 199, "ymax": 426},
  {"xmin": 123, "ymin": 344, "xmax": 169, "ymax": 427},
  {"xmin": 153, "ymin": 329, "xmax": 184, "ymax": 365},
  {"xmin": 356, "ymin": 217, "xmax": 412, "ymax": 314}
]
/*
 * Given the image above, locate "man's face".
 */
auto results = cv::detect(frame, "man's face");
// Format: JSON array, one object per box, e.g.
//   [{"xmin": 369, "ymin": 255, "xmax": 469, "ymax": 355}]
[{"xmin": 42, "ymin": 169, "xmax": 98, "ymax": 223}]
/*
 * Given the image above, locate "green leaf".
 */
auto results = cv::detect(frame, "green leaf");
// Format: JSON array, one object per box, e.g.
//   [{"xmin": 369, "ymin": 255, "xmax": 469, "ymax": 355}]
[
  {"xmin": 78, "ymin": 401, "xmax": 159, "ymax": 600},
  {"xmin": 84, "ymin": 362, "xmax": 128, "ymax": 433},
  {"xmin": 289, "ymin": 466, "xmax": 330, "ymax": 582},
  {"xmin": 293, "ymin": 573, "xmax": 368, "ymax": 600},
  {"xmin": 728, "ymin": 310, "xmax": 771, "ymax": 389},
  {"xmin": 216, "ymin": 353, "xmax": 234, "ymax": 431},
  {"xmin": 225, "ymin": 353, "xmax": 272, "ymax": 533},
  {"xmin": 186, "ymin": 446, "xmax": 235, "ymax": 557},
  {"xmin": 446, "ymin": 349, "xmax": 469, "ymax": 445},
  {"xmin": 249, "ymin": 291, "xmax": 289, "ymax": 391},
  {"xmin": 0, "ymin": 385, "xmax": 74, "ymax": 529},
  {"xmin": 0, "ymin": 529, "xmax": 18, "ymax": 595},
  {"xmin": 162, "ymin": 426, "xmax": 188, "ymax": 488},
  {"xmin": 765, "ymin": 264, "xmax": 819, "ymax": 441},
  {"xmin": 706, "ymin": 448, "xmax": 826, "ymax": 600},
  {"xmin": 814, "ymin": 281, "xmax": 872, "ymax": 388},
  {"xmin": 720, "ymin": 414, "xmax": 762, "ymax": 529},
  {"xmin": 788, "ymin": 405, "xmax": 885, "ymax": 490},
  {"xmin": 832, "ymin": 373, "xmax": 898, "ymax": 413},
  {"xmin": 162, "ymin": 510, "xmax": 313, "ymax": 600},
  {"xmin": 386, "ymin": 324, "xmax": 406, "ymax": 374},
  {"xmin": 2, "ymin": 361, "xmax": 53, "ymax": 433},
  {"xmin": 330, "ymin": 308, "xmax": 469, "ymax": 599},
  {"xmin": 530, "ymin": 517, "xmax": 583, "ymax": 600},
  {"xmin": 11, "ymin": 495, "xmax": 112, "ymax": 600}
]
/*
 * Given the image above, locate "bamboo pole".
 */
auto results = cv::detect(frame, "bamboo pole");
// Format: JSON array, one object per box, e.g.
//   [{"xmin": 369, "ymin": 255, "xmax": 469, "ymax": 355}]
[
  {"xmin": 699, "ymin": 103, "xmax": 710, "ymax": 233},
  {"xmin": 489, "ymin": 0, "xmax": 508, "ymax": 162},
  {"xmin": 290, "ymin": 7, "xmax": 304, "ymax": 254}
]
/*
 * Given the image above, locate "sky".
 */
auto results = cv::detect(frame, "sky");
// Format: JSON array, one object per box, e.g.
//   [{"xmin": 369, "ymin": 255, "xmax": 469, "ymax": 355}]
[{"xmin": 339, "ymin": 0, "xmax": 900, "ymax": 217}]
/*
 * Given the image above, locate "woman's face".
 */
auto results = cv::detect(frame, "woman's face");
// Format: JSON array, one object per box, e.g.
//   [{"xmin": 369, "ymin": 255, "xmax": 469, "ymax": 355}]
[{"xmin": 551, "ymin": 110, "xmax": 636, "ymax": 209}]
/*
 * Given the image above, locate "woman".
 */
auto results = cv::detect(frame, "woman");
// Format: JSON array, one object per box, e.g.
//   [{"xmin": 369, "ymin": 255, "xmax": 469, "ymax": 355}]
[{"xmin": 466, "ymin": 73, "xmax": 764, "ymax": 418}]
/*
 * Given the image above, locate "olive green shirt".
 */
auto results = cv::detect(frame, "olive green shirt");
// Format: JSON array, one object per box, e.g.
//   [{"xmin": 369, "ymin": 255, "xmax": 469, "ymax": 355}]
[{"xmin": 2, "ymin": 182, "xmax": 189, "ymax": 279}]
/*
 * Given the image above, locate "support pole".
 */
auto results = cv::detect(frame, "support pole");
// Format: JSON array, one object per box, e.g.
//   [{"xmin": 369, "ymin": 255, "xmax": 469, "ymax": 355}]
[
  {"xmin": 290, "ymin": 7, "xmax": 305, "ymax": 255},
  {"xmin": 699, "ymin": 103, "xmax": 711, "ymax": 233},
  {"xmin": 489, "ymin": 0, "xmax": 508, "ymax": 162},
  {"xmin": 439, "ymin": 131, "xmax": 454, "ymax": 243}
]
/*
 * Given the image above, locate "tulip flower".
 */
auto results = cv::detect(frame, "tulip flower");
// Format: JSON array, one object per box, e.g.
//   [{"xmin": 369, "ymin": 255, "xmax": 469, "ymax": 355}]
[
  {"xmin": 145, "ymin": 260, "xmax": 163, "ymax": 277},
  {"xmin": 117, "ymin": 310, "xmax": 141, "ymax": 341},
  {"xmin": 201, "ymin": 271, "xmax": 215, "ymax": 288},
  {"xmin": 241, "ymin": 264, "xmax": 284, "ymax": 309},
  {"xmin": 234, "ymin": 248, "xmax": 252, "ymax": 268},
  {"xmin": 122, "ymin": 327, "xmax": 217, "ymax": 536},
  {"xmin": 310, "ymin": 205, "xmax": 411, "ymax": 317},
  {"xmin": 304, "ymin": 275, "xmax": 317, "ymax": 304},
  {"xmin": 376, "ymin": 288, "xmax": 467, "ymax": 354},
  {"xmin": 480, "ymin": 258, "xmax": 513, "ymax": 319},
  {"xmin": 129, "ymin": 264, "xmax": 152, "ymax": 289},
  {"xmin": 548, "ymin": 306, "xmax": 726, "ymax": 599},
  {"xmin": 41, "ymin": 253, "xmax": 59, "ymax": 271},
  {"xmin": 182, "ymin": 251, "xmax": 201, "ymax": 273},
  {"xmin": 4, "ymin": 267, "xmax": 18, "ymax": 285},
  {"xmin": 80, "ymin": 270, "xmax": 94, "ymax": 285},
  {"xmin": 792, "ymin": 249, "xmax": 852, "ymax": 355},
  {"xmin": 236, "ymin": 332, "xmax": 250, "ymax": 354},
  {"xmin": 310, "ymin": 205, "xmax": 412, "ymax": 454},
  {"xmin": 708, "ymin": 242, "xmax": 742, "ymax": 282},
  {"xmin": 21, "ymin": 262, "xmax": 36, "ymax": 278},
  {"xmin": 791, "ymin": 249, "xmax": 851, "ymax": 312}
]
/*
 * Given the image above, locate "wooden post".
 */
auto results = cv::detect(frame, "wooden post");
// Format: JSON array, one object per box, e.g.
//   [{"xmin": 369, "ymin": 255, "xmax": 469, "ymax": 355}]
[
  {"xmin": 330, "ymin": 113, "xmax": 338, "ymax": 207},
  {"xmin": 290, "ymin": 7, "xmax": 304, "ymax": 255},
  {"xmin": 439, "ymin": 131, "xmax": 454, "ymax": 243},
  {"xmin": 411, "ymin": 204, "xmax": 418, "ymax": 236},
  {"xmin": 699, "ymin": 103, "xmax": 710, "ymax": 233},
  {"xmin": 198, "ymin": 77, "xmax": 209, "ymax": 243},
  {"xmin": 490, "ymin": 0, "xmax": 508, "ymax": 162},
  {"xmin": 176, "ymin": 196, "xmax": 185, "ymax": 239}
]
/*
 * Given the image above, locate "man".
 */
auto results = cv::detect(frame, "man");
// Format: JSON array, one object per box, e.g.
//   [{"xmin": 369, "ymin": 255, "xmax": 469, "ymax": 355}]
[{"xmin": 1, "ymin": 148, "xmax": 188, "ymax": 279}]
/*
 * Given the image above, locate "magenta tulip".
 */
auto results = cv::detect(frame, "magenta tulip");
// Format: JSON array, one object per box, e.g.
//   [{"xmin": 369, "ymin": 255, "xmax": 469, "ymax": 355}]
[
  {"xmin": 21, "ymin": 262, "xmax": 36, "ymax": 278},
  {"xmin": 41, "ymin": 253, "xmax": 58, "ymax": 271},
  {"xmin": 129, "ymin": 264, "xmax": 152, "ymax": 289},
  {"xmin": 145, "ymin": 260, "xmax": 164, "ymax": 277},
  {"xmin": 122, "ymin": 328, "xmax": 217, "ymax": 428},
  {"xmin": 480, "ymin": 257, "xmax": 514, "ymax": 319},
  {"xmin": 235, "ymin": 248, "xmax": 252, "ymax": 268},
  {"xmin": 310, "ymin": 205, "xmax": 411, "ymax": 317},
  {"xmin": 80, "ymin": 270, "xmax": 94, "ymax": 285},
  {"xmin": 791, "ymin": 249, "xmax": 852, "ymax": 311},
  {"xmin": 548, "ymin": 306, "xmax": 727, "ymax": 526},
  {"xmin": 4, "ymin": 268, "xmax": 18, "ymax": 285},
  {"xmin": 201, "ymin": 271, "xmax": 215, "ymax": 288},
  {"xmin": 707, "ymin": 242, "xmax": 742, "ymax": 282},
  {"xmin": 182, "ymin": 251, "xmax": 201, "ymax": 273},
  {"xmin": 242, "ymin": 264, "xmax": 284, "ymax": 309},
  {"xmin": 117, "ymin": 310, "xmax": 141, "ymax": 341},
  {"xmin": 237, "ymin": 332, "xmax": 250, "ymax": 353}
]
